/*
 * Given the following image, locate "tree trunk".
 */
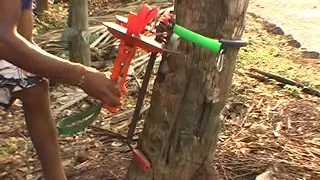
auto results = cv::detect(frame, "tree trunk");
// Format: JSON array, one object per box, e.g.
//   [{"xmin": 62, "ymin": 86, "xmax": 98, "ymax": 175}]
[
  {"xmin": 68, "ymin": 0, "xmax": 91, "ymax": 66},
  {"xmin": 35, "ymin": 0, "xmax": 49, "ymax": 13},
  {"xmin": 126, "ymin": 0, "xmax": 249, "ymax": 179}
]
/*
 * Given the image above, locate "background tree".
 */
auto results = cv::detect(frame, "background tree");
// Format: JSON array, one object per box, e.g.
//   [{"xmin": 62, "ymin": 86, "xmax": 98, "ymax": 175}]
[
  {"xmin": 126, "ymin": 0, "xmax": 249, "ymax": 179},
  {"xmin": 35, "ymin": 0, "xmax": 49, "ymax": 13},
  {"xmin": 67, "ymin": 0, "xmax": 91, "ymax": 66}
]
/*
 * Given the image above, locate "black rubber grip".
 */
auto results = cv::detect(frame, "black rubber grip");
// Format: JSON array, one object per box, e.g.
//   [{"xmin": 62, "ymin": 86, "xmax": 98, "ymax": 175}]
[{"xmin": 220, "ymin": 39, "xmax": 248, "ymax": 49}]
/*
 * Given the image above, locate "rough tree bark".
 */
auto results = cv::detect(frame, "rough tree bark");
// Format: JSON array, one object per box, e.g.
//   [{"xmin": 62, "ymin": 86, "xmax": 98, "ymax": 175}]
[
  {"xmin": 68, "ymin": 0, "xmax": 91, "ymax": 66},
  {"xmin": 126, "ymin": 0, "xmax": 249, "ymax": 179}
]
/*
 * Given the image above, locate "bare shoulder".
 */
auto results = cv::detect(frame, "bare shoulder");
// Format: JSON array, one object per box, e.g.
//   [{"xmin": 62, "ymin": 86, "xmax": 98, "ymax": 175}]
[
  {"xmin": 0, "ymin": 0, "xmax": 21, "ymax": 40},
  {"xmin": 0, "ymin": 0, "xmax": 21, "ymax": 59}
]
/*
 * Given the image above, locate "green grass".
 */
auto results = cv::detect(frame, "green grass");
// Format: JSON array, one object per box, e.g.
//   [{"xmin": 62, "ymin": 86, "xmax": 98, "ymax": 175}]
[
  {"xmin": 237, "ymin": 48, "xmax": 320, "ymax": 89},
  {"xmin": 0, "ymin": 147, "xmax": 9, "ymax": 155}
]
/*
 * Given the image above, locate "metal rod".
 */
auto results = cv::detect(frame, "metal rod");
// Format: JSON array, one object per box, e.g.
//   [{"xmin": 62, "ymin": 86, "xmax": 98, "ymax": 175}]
[{"xmin": 126, "ymin": 52, "xmax": 158, "ymax": 143}]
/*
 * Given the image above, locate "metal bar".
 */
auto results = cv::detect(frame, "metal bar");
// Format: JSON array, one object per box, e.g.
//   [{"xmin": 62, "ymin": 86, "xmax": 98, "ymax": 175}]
[{"xmin": 126, "ymin": 52, "xmax": 158, "ymax": 143}]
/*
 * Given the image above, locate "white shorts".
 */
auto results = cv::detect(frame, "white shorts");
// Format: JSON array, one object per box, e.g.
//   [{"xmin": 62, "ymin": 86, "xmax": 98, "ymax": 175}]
[{"xmin": 0, "ymin": 60, "xmax": 43, "ymax": 110}]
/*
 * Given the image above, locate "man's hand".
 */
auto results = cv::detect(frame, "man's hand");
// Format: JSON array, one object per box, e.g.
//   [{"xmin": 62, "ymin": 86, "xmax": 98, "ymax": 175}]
[{"xmin": 80, "ymin": 67, "xmax": 121, "ymax": 107}]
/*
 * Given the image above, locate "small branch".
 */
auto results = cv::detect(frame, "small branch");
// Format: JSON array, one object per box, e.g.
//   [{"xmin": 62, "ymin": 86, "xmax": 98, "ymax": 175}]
[
  {"xmin": 250, "ymin": 68, "xmax": 303, "ymax": 86},
  {"xmin": 244, "ymin": 72, "xmax": 270, "ymax": 82},
  {"xmin": 250, "ymin": 68, "xmax": 320, "ymax": 97}
]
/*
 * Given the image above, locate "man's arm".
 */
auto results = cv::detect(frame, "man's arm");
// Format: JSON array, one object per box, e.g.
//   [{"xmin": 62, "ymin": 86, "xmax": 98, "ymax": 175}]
[
  {"xmin": 0, "ymin": 0, "xmax": 121, "ymax": 106},
  {"xmin": 1, "ymin": 32, "xmax": 86, "ymax": 86},
  {"xmin": 0, "ymin": 0, "xmax": 86, "ymax": 86}
]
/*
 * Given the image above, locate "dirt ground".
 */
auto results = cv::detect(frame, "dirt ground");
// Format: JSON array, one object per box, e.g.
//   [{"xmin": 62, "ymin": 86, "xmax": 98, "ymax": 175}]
[
  {"xmin": 0, "ymin": 1, "xmax": 320, "ymax": 180},
  {"xmin": 248, "ymin": 0, "xmax": 320, "ymax": 55}
]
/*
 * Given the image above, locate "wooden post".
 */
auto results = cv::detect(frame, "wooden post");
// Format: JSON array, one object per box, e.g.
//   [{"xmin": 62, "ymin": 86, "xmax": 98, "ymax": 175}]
[
  {"xmin": 68, "ymin": 0, "xmax": 91, "ymax": 66},
  {"xmin": 35, "ymin": 0, "xmax": 49, "ymax": 13},
  {"xmin": 126, "ymin": 0, "xmax": 249, "ymax": 179}
]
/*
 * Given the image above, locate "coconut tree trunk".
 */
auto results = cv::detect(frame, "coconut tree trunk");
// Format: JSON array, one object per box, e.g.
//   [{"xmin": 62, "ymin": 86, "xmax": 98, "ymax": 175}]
[
  {"xmin": 126, "ymin": 0, "xmax": 249, "ymax": 179},
  {"xmin": 35, "ymin": 0, "xmax": 49, "ymax": 13},
  {"xmin": 68, "ymin": 0, "xmax": 91, "ymax": 66}
]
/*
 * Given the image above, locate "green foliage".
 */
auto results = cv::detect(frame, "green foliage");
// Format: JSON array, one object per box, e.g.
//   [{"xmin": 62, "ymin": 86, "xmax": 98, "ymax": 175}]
[
  {"xmin": 0, "ymin": 147, "xmax": 9, "ymax": 155},
  {"xmin": 283, "ymin": 84, "xmax": 303, "ymax": 94},
  {"xmin": 237, "ymin": 48, "xmax": 320, "ymax": 89}
]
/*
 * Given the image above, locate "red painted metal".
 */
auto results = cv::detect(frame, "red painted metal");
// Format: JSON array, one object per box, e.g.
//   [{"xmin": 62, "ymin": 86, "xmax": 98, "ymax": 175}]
[
  {"xmin": 103, "ymin": 3, "xmax": 163, "ymax": 114},
  {"xmin": 104, "ymin": 3, "xmax": 171, "ymax": 173}
]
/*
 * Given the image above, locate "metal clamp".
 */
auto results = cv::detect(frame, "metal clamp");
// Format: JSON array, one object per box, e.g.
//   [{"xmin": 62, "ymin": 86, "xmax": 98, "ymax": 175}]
[{"xmin": 217, "ymin": 49, "xmax": 225, "ymax": 72}]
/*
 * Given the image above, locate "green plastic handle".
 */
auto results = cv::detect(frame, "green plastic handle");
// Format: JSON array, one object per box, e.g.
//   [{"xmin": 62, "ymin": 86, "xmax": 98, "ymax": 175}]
[
  {"xmin": 56, "ymin": 103, "xmax": 102, "ymax": 136},
  {"xmin": 173, "ymin": 24, "xmax": 222, "ymax": 53}
]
